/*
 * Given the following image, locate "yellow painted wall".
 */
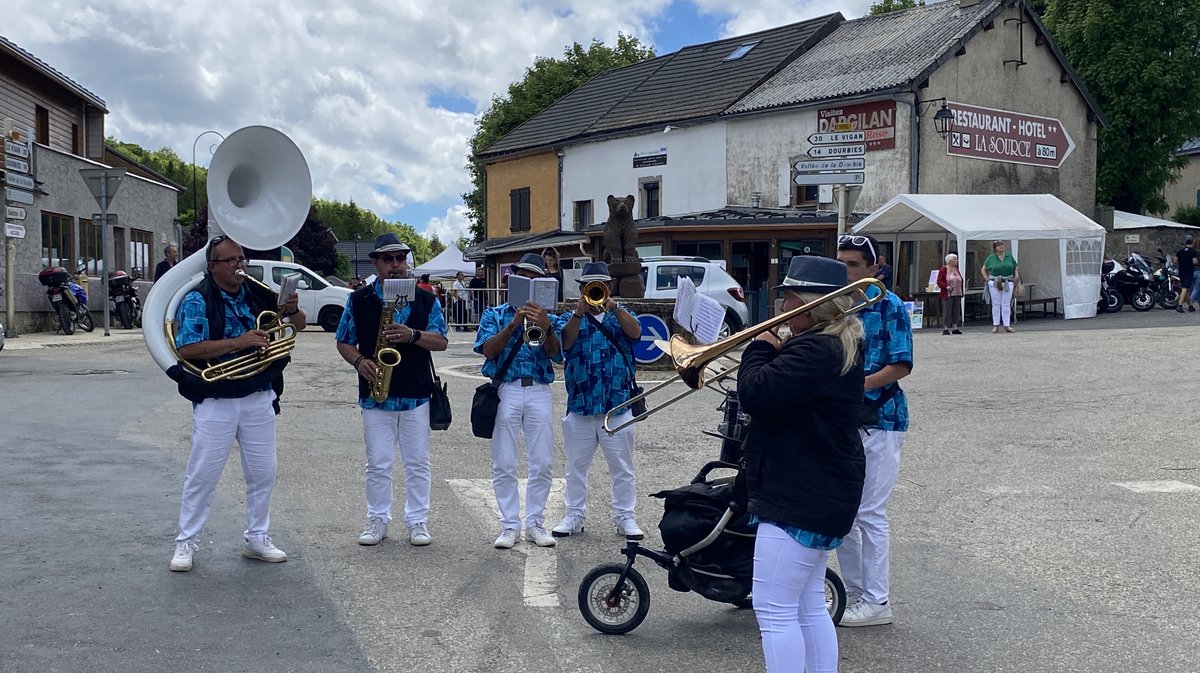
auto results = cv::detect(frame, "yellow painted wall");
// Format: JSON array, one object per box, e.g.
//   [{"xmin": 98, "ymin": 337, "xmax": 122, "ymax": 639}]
[{"xmin": 484, "ymin": 152, "xmax": 559, "ymax": 239}]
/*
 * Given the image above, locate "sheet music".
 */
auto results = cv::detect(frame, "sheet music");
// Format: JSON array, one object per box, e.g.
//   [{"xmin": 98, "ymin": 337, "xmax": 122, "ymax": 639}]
[
  {"xmin": 383, "ymin": 277, "xmax": 417, "ymax": 301},
  {"xmin": 277, "ymin": 272, "xmax": 302, "ymax": 306},
  {"xmin": 673, "ymin": 277, "xmax": 699, "ymax": 327},
  {"xmin": 508, "ymin": 275, "xmax": 559, "ymax": 309},
  {"xmin": 672, "ymin": 277, "xmax": 724, "ymax": 344}
]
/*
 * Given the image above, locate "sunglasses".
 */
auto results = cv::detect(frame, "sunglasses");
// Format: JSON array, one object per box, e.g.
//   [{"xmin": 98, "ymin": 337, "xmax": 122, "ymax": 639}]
[
  {"xmin": 837, "ymin": 234, "xmax": 877, "ymax": 262},
  {"xmin": 378, "ymin": 254, "xmax": 407, "ymax": 264},
  {"xmin": 207, "ymin": 234, "xmax": 231, "ymax": 262}
]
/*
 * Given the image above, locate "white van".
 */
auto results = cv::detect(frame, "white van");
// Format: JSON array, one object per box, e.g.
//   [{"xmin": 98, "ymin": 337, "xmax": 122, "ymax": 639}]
[{"xmin": 245, "ymin": 260, "xmax": 351, "ymax": 332}]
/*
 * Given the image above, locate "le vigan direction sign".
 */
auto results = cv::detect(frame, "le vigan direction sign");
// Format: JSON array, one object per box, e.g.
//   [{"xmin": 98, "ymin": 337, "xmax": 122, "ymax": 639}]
[{"xmin": 946, "ymin": 102, "xmax": 1075, "ymax": 169}]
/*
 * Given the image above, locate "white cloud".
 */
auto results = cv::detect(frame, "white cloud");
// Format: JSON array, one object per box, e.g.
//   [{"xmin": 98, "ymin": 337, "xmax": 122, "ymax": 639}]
[
  {"xmin": 689, "ymin": 0, "xmax": 876, "ymax": 36},
  {"xmin": 2, "ymin": 0, "xmax": 874, "ymax": 234},
  {"xmin": 425, "ymin": 204, "xmax": 472, "ymax": 244}
]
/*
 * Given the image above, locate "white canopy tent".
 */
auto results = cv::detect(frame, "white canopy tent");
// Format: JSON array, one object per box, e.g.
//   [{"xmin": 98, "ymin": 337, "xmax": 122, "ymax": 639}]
[
  {"xmin": 852, "ymin": 194, "xmax": 1107, "ymax": 319},
  {"xmin": 412, "ymin": 246, "xmax": 475, "ymax": 279}
]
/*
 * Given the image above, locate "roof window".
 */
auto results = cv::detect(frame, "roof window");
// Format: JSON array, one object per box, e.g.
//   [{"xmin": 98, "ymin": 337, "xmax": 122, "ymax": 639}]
[{"xmin": 723, "ymin": 42, "xmax": 759, "ymax": 62}]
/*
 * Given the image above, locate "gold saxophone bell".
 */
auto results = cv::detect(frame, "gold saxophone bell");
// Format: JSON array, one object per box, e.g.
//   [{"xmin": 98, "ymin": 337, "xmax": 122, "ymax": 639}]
[
  {"xmin": 582, "ymin": 280, "xmax": 609, "ymax": 308},
  {"xmin": 601, "ymin": 278, "xmax": 887, "ymax": 435}
]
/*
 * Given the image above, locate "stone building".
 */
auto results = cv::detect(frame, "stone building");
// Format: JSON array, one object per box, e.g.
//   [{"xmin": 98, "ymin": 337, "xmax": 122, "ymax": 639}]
[
  {"xmin": 469, "ymin": 0, "xmax": 1103, "ymax": 311},
  {"xmin": 1, "ymin": 35, "xmax": 181, "ymax": 333}
]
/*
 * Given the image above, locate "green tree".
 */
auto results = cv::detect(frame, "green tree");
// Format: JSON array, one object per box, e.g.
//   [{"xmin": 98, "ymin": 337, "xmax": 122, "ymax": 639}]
[
  {"xmin": 868, "ymin": 0, "xmax": 924, "ymax": 14},
  {"xmin": 1042, "ymin": 0, "xmax": 1200, "ymax": 212},
  {"xmin": 463, "ymin": 34, "xmax": 656, "ymax": 242},
  {"xmin": 107, "ymin": 138, "xmax": 207, "ymax": 223}
]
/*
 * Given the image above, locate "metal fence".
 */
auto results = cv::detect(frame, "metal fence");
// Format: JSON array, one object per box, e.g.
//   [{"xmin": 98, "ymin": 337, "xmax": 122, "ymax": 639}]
[{"xmin": 442, "ymin": 287, "xmax": 504, "ymax": 332}]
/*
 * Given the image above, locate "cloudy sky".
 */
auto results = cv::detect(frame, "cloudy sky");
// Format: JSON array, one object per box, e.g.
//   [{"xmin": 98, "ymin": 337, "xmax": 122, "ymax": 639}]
[{"xmin": 5, "ymin": 0, "xmax": 875, "ymax": 241}]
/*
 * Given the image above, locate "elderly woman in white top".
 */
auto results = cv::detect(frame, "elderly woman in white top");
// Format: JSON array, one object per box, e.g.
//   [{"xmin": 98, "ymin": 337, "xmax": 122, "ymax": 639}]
[{"xmin": 936, "ymin": 253, "xmax": 965, "ymax": 335}]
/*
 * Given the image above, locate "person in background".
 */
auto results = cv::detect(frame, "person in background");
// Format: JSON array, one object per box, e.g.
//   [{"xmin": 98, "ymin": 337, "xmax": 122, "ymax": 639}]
[
  {"xmin": 474, "ymin": 253, "xmax": 562, "ymax": 549},
  {"xmin": 154, "ymin": 245, "xmax": 179, "ymax": 282},
  {"xmin": 469, "ymin": 266, "xmax": 488, "ymax": 323},
  {"xmin": 543, "ymin": 248, "xmax": 565, "ymax": 302},
  {"xmin": 739, "ymin": 255, "xmax": 866, "ymax": 672},
  {"xmin": 873, "ymin": 254, "xmax": 893, "ymax": 292},
  {"xmin": 835, "ymin": 234, "xmax": 913, "ymax": 628},
  {"xmin": 981, "ymin": 240, "xmax": 1020, "ymax": 333},
  {"xmin": 1176, "ymin": 235, "xmax": 1198, "ymax": 313},
  {"xmin": 551, "ymin": 262, "xmax": 644, "ymax": 541},
  {"xmin": 936, "ymin": 253, "xmax": 965, "ymax": 335},
  {"xmin": 417, "ymin": 274, "xmax": 434, "ymax": 294},
  {"xmin": 452, "ymin": 271, "xmax": 470, "ymax": 331}
]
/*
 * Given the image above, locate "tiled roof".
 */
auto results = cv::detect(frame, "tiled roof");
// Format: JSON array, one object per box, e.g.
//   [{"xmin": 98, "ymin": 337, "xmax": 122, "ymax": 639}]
[
  {"xmin": 729, "ymin": 0, "xmax": 1104, "ymax": 124},
  {"xmin": 0, "ymin": 35, "xmax": 107, "ymax": 111},
  {"xmin": 479, "ymin": 14, "xmax": 841, "ymax": 158},
  {"xmin": 583, "ymin": 207, "xmax": 841, "ymax": 232},
  {"xmin": 464, "ymin": 230, "xmax": 588, "ymax": 260},
  {"xmin": 730, "ymin": 1, "xmax": 999, "ymax": 113}
]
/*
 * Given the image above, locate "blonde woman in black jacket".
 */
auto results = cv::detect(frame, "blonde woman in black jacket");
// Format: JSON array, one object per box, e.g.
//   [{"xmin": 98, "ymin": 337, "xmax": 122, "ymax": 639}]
[{"xmin": 738, "ymin": 256, "xmax": 866, "ymax": 673}]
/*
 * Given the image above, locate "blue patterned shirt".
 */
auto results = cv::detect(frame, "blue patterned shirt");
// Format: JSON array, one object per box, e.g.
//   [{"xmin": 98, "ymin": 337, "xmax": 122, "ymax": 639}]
[
  {"xmin": 859, "ymin": 286, "xmax": 913, "ymax": 432},
  {"xmin": 749, "ymin": 515, "xmax": 843, "ymax": 550},
  {"xmin": 474, "ymin": 303, "xmax": 561, "ymax": 383},
  {"xmin": 335, "ymin": 282, "xmax": 447, "ymax": 411},
  {"xmin": 556, "ymin": 309, "xmax": 639, "ymax": 416},
  {"xmin": 175, "ymin": 286, "xmax": 257, "ymax": 348}
]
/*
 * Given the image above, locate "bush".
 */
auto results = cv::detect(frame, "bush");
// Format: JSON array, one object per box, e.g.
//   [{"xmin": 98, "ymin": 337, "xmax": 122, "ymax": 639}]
[{"xmin": 1174, "ymin": 206, "xmax": 1200, "ymax": 227}]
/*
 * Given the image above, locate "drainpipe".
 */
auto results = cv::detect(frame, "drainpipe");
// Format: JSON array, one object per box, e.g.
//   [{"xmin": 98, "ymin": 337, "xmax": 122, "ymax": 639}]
[
  {"xmin": 556, "ymin": 149, "xmax": 565, "ymax": 232},
  {"xmin": 890, "ymin": 92, "xmax": 920, "ymax": 194}
]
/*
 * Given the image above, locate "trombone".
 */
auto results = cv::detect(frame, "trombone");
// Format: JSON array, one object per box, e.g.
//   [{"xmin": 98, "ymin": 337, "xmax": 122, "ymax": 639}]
[{"xmin": 602, "ymin": 278, "xmax": 886, "ymax": 435}]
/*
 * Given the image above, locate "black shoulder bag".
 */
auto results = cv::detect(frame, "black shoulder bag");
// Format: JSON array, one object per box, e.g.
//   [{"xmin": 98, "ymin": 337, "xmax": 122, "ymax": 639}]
[
  {"xmin": 587, "ymin": 314, "xmax": 646, "ymax": 418},
  {"xmin": 470, "ymin": 330, "xmax": 523, "ymax": 439},
  {"xmin": 428, "ymin": 359, "xmax": 452, "ymax": 431}
]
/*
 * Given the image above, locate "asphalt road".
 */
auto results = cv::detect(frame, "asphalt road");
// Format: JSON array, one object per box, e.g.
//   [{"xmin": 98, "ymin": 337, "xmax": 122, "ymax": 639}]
[{"xmin": 1, "ymin": 307, "xmax": 1197, "ymax": 673}]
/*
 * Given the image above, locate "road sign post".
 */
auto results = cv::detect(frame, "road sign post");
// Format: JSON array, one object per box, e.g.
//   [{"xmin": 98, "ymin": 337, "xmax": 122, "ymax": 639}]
[{"xmin": 79, "ymin": 168, "xmax": 126, "ymax": 336}]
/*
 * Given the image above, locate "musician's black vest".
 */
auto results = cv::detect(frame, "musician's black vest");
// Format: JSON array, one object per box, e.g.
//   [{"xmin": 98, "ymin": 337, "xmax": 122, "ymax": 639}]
[
  {"xmin": 167, "ymin": 274, "xmax": 287, "ymax": 410},
  {"xmin": 350, "ymin": 285, "xmax": 436, "ymax": 400}
]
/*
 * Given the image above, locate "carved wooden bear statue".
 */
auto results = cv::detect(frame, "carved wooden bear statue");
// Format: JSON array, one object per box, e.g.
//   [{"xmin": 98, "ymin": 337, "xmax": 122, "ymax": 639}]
[{"xmin": 602, "ymin": 194, "xmax": 645, "ymax": 298}]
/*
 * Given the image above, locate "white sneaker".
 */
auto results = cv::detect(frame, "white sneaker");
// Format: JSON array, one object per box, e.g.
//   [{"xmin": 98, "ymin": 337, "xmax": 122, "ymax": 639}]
[
  {"xmin": 408, "ymin": 522, "xmax": 432, "ymax": 546},
  {"xmin": 551, "ymin": 514, "xmax": 585, "ymax": 537},
  {"xmin": 839, "ymin": 600, "xmax": 893, "ymax": 627},
  {"xmin": 615, "ymin": 516, "xmax": 645, "ymax": 541},
  {"xmin": 525, "ymin": 525, "xmax": 557, "ymax": 547},
  {"xmin": 494, "ymin": 528, "xmax": 519, "ymax": 549},
  {"xmin": 169, "ymin": 540, "xmax": 198, "ymax": 572},
  {"xmin": 358, "ymin": 518, "xmax": 388, "ymax": 545},
  {"xmin": 242, "ymin": 536, "xmax": 288, "ymax": 563}
]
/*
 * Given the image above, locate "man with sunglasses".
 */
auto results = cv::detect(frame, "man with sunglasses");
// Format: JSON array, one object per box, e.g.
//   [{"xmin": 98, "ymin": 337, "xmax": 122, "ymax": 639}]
[
  {"xmin": 335, "ymin": 233, "xmax": 448, "ymax": 547},
  {"xmin": 834, "ymin": 233, "xmax": 913, "ymax": 627},
  {"xmin": 168, "ymin": 235, "xmax": 306, "ymax": 572}
]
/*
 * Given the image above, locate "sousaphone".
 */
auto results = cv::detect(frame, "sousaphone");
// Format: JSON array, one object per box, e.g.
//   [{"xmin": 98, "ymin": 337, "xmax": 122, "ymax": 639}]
[{"xmin": 143, "ymin": 126, "xmax": 313, "ymax": 376}]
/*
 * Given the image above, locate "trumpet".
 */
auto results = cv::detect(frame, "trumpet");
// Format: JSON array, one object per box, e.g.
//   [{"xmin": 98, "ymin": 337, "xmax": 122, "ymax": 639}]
[
  {"xmin": 582, "ymin": 280, "xmax": 609, "ymax": 308},
  {"xmin": 524, "ymin": 317, "xmax": 545, "ymax": 346},
  {"xmin": 602, "ymin": 278, "xmax": 886, "ymax": 435}
]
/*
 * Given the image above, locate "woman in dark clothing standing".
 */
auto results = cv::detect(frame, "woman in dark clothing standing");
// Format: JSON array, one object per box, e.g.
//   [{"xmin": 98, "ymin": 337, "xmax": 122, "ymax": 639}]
[{"xmin": 737, "ymin": 256, "xmax": 866, "ymax": 673}]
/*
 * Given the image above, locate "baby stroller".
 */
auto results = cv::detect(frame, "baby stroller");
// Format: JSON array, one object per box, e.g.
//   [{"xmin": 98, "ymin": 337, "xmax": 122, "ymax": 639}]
[{"xmin": 577, "ymin": 390, "xmax": 848, "ymax": 634}]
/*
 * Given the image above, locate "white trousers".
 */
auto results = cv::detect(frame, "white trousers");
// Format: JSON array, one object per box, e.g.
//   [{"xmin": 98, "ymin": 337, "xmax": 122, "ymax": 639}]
[
  {"xmin": 362, "ymin": 404, "xmax": 431, "ymax": 526},
  {"xmin": 836, "ymin": 429, "xmax": 904, "ymax": 605},
  {"xmin": 491, "ymin": 381, "xmax": 554, "ymax": 529},
  {"xmin": 561, "ymin": 411, "xmax": 637, "ymax": 523},
  {"xmin": 753, "ymin": 522, "xmax": 839, "ymax": 673},
  {"xmin": 176, "ymin": 390, "xmax": 277, "ymax": 542},
  {"xmin": 989, "ymin": 279, "xmax": 1014, "ymax": 326}
]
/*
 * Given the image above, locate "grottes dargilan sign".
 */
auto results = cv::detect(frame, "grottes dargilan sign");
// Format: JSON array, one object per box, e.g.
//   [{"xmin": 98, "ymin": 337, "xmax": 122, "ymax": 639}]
[{"xmin": 945, "ymin": 102, "xmax": 1075, "ymax": 169}]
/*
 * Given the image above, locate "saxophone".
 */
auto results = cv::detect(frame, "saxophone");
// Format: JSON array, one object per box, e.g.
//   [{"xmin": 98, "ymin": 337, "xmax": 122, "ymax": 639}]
[{"xmin": 368, "ymin": 278, "xmax": 414, "ymax": 403}]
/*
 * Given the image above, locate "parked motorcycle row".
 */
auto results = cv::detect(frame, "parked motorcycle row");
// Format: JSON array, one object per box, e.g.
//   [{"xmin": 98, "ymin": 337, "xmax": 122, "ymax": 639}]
[
  {"xmin": 36, "ymin": 265, "xmax": 143, "ymax": 335},
  {"xmin": 1098, "ymin": 248, "xmax": 1180, "ymax": 313}
]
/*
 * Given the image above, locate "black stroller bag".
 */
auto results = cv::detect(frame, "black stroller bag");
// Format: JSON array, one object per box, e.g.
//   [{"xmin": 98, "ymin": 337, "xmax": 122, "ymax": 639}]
[{"xmin": 651, "ymin": 480, "xmax": 757, "ymax": 579}]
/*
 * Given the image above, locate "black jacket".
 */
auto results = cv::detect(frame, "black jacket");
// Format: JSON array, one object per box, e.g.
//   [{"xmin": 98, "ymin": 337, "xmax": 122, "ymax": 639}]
[
  {"xmin": 738, "ymin": 334, "xmax": 865, "ymax": 538},
  {"xmin": 349, "ymin": 285, "xmax": 437, "ymax": 400}
]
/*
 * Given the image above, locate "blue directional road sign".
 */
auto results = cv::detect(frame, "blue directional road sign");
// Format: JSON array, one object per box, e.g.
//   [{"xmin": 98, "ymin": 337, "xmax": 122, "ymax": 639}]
[{"xmin": 633, "ymin": 314, "xmax": 670, "ymax": 363}]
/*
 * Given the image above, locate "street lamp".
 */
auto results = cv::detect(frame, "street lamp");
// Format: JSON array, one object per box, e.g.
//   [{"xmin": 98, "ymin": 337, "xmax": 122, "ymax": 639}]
[
  {"xmin": 191, "ymin": 130, "xmax": 225, "ymax": 230},
  {"xmin": 916, "ymin": 97, "xmax": 955, "ymax": 138}
]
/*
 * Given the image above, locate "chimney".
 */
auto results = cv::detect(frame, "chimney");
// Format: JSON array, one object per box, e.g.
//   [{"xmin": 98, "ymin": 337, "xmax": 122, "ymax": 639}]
[{"xmin": 750, "ymin": 192, "xmax": 762, "ymax": 208}]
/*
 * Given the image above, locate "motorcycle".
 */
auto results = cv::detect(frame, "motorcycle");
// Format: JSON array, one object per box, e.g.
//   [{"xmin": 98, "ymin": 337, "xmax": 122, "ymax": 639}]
[
  {"xmin": 107, "ymin": 269, "xmax": 143, "ymax": 329},
  {"xmin": 38, "ymin": 264, "xmax": 95, "ymax": 334},
  {"xmin": 1151, "ymin": 249, "xmax": 1181, "ymax": 310},
  {"xmin": 1105, "ymin": 253, "xmax": 1156, "ymax": 312},
  {"xmin": 1098, "ymin": 260, "xmax": 1122, "ymax": 313}
]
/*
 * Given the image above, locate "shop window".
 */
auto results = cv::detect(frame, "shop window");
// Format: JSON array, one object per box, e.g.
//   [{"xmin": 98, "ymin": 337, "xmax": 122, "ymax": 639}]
[
  {"xmin": 674, "ymin": 241, "xmax": 722, "ymax": 261},
  {"xmin": 129, "ymin": 228, "xmax": 154, "ymax": 277},
  {"xmin": 79, "ymin": 218, "xmax": 104, "ymax": 274},
  {"xmin": 510, "ymin": 187, "xmax": 530, "ymax": 233},
  {"xmin": 41, "ymin": 212, "xmax": 74, "ymax": 268}
]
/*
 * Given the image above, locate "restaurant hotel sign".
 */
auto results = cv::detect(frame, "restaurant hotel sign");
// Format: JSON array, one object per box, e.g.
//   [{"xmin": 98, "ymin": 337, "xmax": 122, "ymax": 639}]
[
  {"xmin": 946, "ymin": 102, "xmax": 1075, "ymax": 169},
  {"xmin": 818, "ymin": 100, "xmax": 896, "ymax": 151}
]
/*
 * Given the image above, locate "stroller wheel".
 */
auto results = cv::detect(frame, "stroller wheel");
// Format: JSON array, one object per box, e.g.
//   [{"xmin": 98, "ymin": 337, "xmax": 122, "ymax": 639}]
[
  {"xmin": 578, "ymin": 563, "xmax": 650, "ymax": 634},
  {"xmin": 732, "ymin": 596, "xmax": 754, "ymax": 609},
  {"xmin": 825, "ymin": 568, "xmax": 847, "ymax": 625}
]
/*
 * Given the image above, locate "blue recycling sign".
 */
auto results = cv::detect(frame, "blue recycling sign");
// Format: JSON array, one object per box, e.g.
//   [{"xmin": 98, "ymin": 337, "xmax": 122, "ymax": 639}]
[{"xmin": 633, "ymin": 314, "xmax": 670, "ymax": 363}]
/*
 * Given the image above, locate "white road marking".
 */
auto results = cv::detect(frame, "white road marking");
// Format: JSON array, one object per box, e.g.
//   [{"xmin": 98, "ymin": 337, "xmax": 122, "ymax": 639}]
[
  {"xmin": 446, "ymin": 477, "xmax": 565, "ymax": 607},
  {"xmin": 1113, "ymin": 480, "xmax": 1200, "ymax": 494}
]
